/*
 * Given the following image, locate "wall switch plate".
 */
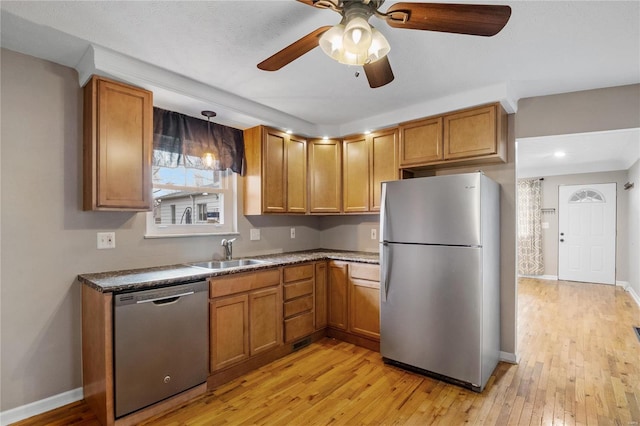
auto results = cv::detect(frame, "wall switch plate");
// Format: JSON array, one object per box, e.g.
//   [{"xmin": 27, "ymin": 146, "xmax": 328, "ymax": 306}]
[
  {"xmin": 97, "ymin": 232, "xmax": 115, "ymax": 249},
  {"xmin": 250, "ymin": 229, "xmax": 261, "ymax": 241},
  {"xmin": 371, "ymin": 229, "xmax": 377, "ymax": 240},
  {"xmin": 290, "ymin": 227, "xmax": 296, "ymax": 239}
]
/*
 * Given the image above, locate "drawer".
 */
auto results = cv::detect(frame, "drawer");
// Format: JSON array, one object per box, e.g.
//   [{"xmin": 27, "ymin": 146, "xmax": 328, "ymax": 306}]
[
  {"xmin": 283, "ymin": 279, "xmax": 313, "ymax": 300},
  {"xmin": 209, "ymin": 268, "xmax": 281, "ymax": 298},
  {"xmin": 283, "ymin": 264, "xmax": 314, "ymax": 283},
  {"xmin": 284, "ymin": 295, "xmax": 314, "ymax": 318},
  {"xmin": 284, "ymin": 311, "xmax": 314, "ymax": 343},
  {"xmin": 349, "ymin": 263, "xmax": 379, "ymax": 282}
]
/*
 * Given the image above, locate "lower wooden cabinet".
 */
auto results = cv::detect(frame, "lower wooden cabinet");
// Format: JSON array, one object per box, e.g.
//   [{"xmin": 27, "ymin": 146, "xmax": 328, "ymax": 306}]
[
  {"xmin": 283, "ymin": 263, "xmax": 315, "ymax": 342},
  {"xmin": 210, "ymin": 294, "xmax": 249, "ymax": 371},
  {"xmin": 327, "ymin": 261, "xmax": 380, "ymax": 343},
  {"xmin": 249, "ymin": 286, "xmax": 282, "ymax": 354},
  {"xmin": 209, "ymin": 269, "xmax": 282, "ymax": 372},
  {"xmin": 314, "ymin": 261, "xmax": 328, "ymax": 330},
  {"xmin": 348, "ymin": 263, "xmax": 380, "ymax": 340},
  {"xmin": 328, "ymin": 261, "xmax": 349, "ymax": 330}
]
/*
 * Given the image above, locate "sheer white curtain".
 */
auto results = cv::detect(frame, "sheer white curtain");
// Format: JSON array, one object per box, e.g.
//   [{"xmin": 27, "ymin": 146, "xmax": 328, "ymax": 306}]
[{"xmin": 517, "ymin": 179, "xmax": 544, "ymax": 275}]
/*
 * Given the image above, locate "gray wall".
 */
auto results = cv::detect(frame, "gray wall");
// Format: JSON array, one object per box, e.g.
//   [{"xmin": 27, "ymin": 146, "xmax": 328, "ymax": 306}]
[
  {"xmin": 0, "ymin": 48, "xmax": 322, "ymax": 411},
  {"xmin": 516, "ymin": 84, "xmax": 640, "ymax": 138},
  {"xmin": 537, "ymin": 170, "xmax": 629, "ymax": 280},
  {"xmin": 319, "ymin": 215, "xmax": 380, "ymax": 252}
]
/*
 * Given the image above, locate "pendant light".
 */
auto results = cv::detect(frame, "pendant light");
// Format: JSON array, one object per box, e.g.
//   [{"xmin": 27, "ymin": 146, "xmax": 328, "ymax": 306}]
[{"xmin": 201, "ymin": 110, "xmax": 217, "ymax": 169}]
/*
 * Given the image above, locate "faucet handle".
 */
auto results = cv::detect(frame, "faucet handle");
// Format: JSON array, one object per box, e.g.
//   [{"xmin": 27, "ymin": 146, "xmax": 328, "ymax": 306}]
[{"xmin": 226, "ymin": 238, "xmax": 236, "ymax": 244}]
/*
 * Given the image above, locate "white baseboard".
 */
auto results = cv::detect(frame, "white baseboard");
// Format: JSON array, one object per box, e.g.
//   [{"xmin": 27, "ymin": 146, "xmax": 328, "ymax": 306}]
[
  {"xmin": 0, "ymin": 387, "xmax": 83, "ymax": 426},
  {"xmin": 627, "ymin": 286, "xmax": 640, "ymax": 309},
  {"xmin": 616, "ymin": 280, "xmax": 629, "ymax": 288},
  {"xmin": 499, "ymin": 351, "xmax": 519, "ymax": 364}
]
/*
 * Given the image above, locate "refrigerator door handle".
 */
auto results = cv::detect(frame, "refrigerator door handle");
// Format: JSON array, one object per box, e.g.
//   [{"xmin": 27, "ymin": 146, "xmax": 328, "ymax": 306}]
[
  {"xmin": 381, "ymin": 242, "xmax": 391, "ymax": 302},
  {"xmin": 379, "ymin": 182, "xmax": 387, "ymax": 243}
]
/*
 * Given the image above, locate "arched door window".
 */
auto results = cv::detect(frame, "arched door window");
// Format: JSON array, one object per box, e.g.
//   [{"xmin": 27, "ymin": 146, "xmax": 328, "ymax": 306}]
[{"xmin": 569, "ymin": 189, "xmax": 605, "ymax": 203}]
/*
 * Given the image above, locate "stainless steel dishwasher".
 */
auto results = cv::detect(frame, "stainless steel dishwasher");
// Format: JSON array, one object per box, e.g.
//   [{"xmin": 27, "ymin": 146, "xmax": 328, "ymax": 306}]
[{"xmin": 114, "ymin": 280, "xmax": 208, "ymax": 418}]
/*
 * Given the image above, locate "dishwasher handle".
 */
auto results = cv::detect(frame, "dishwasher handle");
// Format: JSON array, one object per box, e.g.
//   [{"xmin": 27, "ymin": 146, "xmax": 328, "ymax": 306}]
[{"xmin": 136, "ymin": 291, "xmax": 194, "ymax": 305}]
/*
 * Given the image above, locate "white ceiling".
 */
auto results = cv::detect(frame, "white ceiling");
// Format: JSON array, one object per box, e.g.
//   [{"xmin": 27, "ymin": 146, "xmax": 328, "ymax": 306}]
[
  {"xmin": 517, "ymin": 128, "xmax": 640, "ymax": 178},
  {"xmin": 1, "ymin": 0, "xmax": 639, "ymax": 137}
]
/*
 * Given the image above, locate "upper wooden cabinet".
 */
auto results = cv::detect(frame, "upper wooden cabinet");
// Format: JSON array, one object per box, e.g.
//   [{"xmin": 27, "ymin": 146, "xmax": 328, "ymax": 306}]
[
  {"xmin": 399, "ymin": 117, "xmax": 443, "ymax": 167},
  {"xmin": 83, "ymin": 75, "xmax": 153, "ymax": 211},
  {"xmin": 343, "ymin": 128, "xmax": 398, "ymax": 213},
  {"xmin": 244, "ymin": 126, "xmax": 307, "ymax": 215},
  {"xmin": 399, "ymin": 103, "xmax": 507, "ymax": 170},
  {"xmin": 308, "ymin": 139, "xmax": 342, "ymax": 214}
]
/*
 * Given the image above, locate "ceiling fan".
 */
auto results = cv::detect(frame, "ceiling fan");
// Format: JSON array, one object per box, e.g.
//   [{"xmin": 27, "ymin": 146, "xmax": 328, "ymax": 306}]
[{"xmin": 257, "ymin": 0, "xmax": 511, "ymax": 88}]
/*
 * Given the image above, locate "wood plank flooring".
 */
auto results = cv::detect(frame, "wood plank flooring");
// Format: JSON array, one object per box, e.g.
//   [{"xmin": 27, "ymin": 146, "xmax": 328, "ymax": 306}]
[{"xmin": 12, "ymin": 278, "xmax": 640, "ymax": 425}]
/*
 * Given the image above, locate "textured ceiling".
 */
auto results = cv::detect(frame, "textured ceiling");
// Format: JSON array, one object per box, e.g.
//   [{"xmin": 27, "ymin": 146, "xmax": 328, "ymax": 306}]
[{"xmin": 1, "ymin": 0, "xmax": 639, "ymax": 138}]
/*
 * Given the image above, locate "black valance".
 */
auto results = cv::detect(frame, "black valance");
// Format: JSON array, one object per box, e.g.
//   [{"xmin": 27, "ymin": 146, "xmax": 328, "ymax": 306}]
[{"xmin": 153, "ymin": 107, "xmax": 245, "ymax": 174}]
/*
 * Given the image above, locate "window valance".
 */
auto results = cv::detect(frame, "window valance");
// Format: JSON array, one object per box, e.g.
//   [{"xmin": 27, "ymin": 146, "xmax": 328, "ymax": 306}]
[{"xmin": 153, "ymin": 107, "xmax": 245, "ymax": 174}]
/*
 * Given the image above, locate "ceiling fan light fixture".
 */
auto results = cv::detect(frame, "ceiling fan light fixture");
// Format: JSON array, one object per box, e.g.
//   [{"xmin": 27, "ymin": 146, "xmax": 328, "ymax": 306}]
[
  {"xmin": 343, "ymin": 15, "xmax": 372, "ymax": 53},
  {"xmin": 367, "ymin": 26, "xmax": 390, "ymax": 63},
  {"xmin": 319, "ymin": 23, "xmax": 346, "ymax": 61}
]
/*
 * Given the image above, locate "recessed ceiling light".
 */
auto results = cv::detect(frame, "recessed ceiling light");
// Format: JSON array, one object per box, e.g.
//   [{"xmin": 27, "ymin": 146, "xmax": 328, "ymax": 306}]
[
  {"xmin": 364, "ymin": 130, "xmax": 371, "ymax": 135},
  {"xmin": 322, "ymin": 136, "xmax": 329, "ymax": 140},
  {"xmin": 286, "ymin": 129, "xmax": 292, "ymax": 134},
  {"xmin": 554, "ymin": 151, "xmax": 566, "ymax": 158}
]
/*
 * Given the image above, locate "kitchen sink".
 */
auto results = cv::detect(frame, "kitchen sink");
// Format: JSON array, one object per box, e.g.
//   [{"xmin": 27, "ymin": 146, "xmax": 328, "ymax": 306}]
[{"xmin": 188, "ymin": 259, "xmax": 271, "ymax": 270}]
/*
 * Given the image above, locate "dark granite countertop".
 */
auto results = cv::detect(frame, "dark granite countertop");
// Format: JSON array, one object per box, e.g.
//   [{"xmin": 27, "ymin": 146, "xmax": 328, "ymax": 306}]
[{"xmin": 78, "ymin": 249, "xmax": 379, "ymax": 293}]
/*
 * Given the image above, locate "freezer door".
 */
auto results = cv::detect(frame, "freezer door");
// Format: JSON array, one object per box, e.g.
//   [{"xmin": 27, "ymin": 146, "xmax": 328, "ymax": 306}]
[
  {"xmin": 380, "ymin": 243, "xmax": 483, "ymax": 387},
  {"xmin": 381, "ymin": 173, "xmax": 482, "ymax": 246}
]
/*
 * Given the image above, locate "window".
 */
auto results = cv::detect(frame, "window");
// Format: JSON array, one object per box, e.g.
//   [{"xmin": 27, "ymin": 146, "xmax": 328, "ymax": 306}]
[
  {"xmin": 146, "ymin": 107, "xmax": 243, "ymax": 238},
  {"xmin": 569, "ymin": 189, "xmax": 605, "ymax": 203},
  {"xmin": 146, "ymin": 158, "xmax": 238, "ymax": 237}
]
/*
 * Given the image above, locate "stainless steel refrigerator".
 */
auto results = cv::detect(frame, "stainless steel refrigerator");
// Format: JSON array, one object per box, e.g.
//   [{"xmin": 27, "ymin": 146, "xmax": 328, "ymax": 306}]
[{"xmin": 379, "ymin": 172, "xmax": 500, "ymax": 392}]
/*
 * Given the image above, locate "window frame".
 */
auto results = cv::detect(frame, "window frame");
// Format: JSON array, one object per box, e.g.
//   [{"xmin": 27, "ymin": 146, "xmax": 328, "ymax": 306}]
[{"xmin": 144, "ymin": 169, "xmax": 239, "ymax": 239}]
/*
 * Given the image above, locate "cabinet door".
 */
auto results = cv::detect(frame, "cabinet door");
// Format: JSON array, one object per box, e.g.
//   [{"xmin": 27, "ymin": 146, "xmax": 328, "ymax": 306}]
[
  {"xmin": 249, "ymin": 287, "xmax": 282, "ymax": 355},
  {"xmin": 342, "ymin": 136, "xmax": 370, "ymax": 213},
  {"xmin": 263, "ymin": 129, "xmax": 287, "ymax": 213},
  {"xmin": 83, "ymin": 76, "xmax": 152, "ymax": 211},
  {"xmin": 444, "ymin": 104, "xmax": 497, "ymax": 160},
  {"xmin": 315, "ymin": 262, "xmax": 328, "ymax": 330},
  {"xmin": 369, "ymin": 129, "xmax": 398, "ymax": 211},
  {"xmin": 399, "ymin": 117, "xmax": 443, "ymax": 167},
  {"xmin": 349, "ymin": 278, "xmax": 380, "ymax": 340},
  {"xmin": 210, "ymin": 294, "xmax": 249, "ymax": 371},
  {"xmin": 328, "ymin": 261, "xmax": 348, "ymax": 330},
  {"xmin": 308, "ymin": 139, "xmax": 342, "ymax": 213},
  {"xmin": 287, "ymin": 136, "xmax": 307, "ymax": 213}
]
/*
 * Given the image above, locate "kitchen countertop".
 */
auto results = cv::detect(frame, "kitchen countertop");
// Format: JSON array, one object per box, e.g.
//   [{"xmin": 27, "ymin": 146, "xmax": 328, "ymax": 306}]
[{"xmin": 78, "ymin": 249, "xmax": 379, "ymax": 293}]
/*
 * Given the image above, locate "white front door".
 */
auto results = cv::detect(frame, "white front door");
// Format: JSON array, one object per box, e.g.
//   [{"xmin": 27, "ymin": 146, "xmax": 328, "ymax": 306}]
[{"xmin": 558, "ymin": 183, "xmax": 616, "ymax": 285}]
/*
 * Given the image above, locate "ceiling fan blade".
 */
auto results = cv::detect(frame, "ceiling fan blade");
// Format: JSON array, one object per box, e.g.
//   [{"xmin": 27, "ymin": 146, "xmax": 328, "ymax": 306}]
[
  {"xmin": 363, "ymin": 56, "xmax": 395, "ymax": 88},
  {"xmin": 258, "ymin": 26, "xmax": 331, "ymax": 71},
  {"xmin": 385, "ymin": 3, "xmax": 511, "ymax": 36}
]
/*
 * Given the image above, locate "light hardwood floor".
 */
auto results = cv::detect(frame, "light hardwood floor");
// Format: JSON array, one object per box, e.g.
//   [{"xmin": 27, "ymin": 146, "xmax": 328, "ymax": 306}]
[{"xmin": 13, "ymin": 278, "xmax": 640, "ymax": 425}]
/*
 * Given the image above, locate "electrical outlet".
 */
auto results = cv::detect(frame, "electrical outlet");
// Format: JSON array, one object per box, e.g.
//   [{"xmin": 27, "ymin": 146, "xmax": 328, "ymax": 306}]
[
  {"xmin": 250, "ymin": 228, "xmax": 261, "ymax": 241},
  {"xmin": 290, "ymin": 227, "xmax": 296, "ymax": 239},
  {"xmin": 97, "ymin": 232, "xmax": 115, "ymax": 249},
  {"xmin": 371, "ymin": 228, "xmax": 377, "ymax": 240}
]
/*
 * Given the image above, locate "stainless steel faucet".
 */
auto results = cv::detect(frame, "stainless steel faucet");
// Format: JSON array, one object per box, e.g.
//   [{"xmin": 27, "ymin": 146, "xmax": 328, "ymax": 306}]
[{"xmin": 221, "ymin": 238, "xmax": 236, "ymax": 260}]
